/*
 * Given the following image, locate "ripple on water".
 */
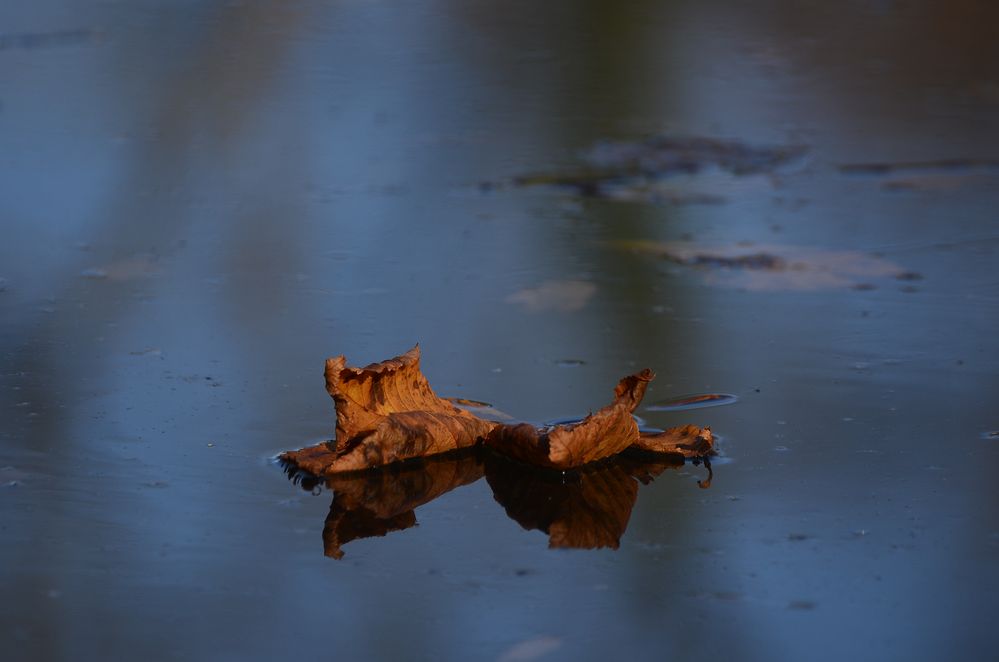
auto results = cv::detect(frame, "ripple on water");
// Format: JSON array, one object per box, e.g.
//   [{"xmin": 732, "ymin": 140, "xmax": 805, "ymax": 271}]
[
  {"xmin": 444, "ymin": 397, "xmax": 494, "ymax": 408},
  {"xmin": 645, "ymin": 393, "xmax": 739, "ymax": 412}
]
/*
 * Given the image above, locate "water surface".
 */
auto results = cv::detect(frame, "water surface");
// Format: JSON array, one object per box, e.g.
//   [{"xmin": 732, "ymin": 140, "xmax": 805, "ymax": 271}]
[{"xmin": 2, "ymin": 1, "xmax": 998, "ymax": 661}]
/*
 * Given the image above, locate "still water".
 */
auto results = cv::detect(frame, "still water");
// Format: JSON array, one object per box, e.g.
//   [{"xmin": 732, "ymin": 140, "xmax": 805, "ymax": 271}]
[{"xmin": 2, "ymin": 1, "xmax": 998, "ymax": 660}]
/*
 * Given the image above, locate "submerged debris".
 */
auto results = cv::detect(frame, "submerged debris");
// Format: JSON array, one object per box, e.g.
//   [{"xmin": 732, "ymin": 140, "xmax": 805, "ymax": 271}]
[
  {"xmin": 617, "ymin": 240, "xmax": 916, "ymax": 291},
  {"xmin": 840, "ymin": 158, "xmax": 999, "ymax": 192},
  {"xmin": 838, "ymin": 159, "xmax": 999, "ymax": 176},
  {"xmin": 582, "ymin": 135, "xmax": 807, "ymax": 176},
  {"xmin": 489, "ymin": 135, "xmax": 807, "ymax": 202},
  {"xmin": 0, "ymin": 29, "xmax": 97, "ymax": 51}
]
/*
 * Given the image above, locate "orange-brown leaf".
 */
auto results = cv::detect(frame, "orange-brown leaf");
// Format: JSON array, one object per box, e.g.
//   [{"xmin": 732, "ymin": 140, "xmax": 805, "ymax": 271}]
[
  {"xmin": 326, "ymin": 345, "xmax": 489, "ymax": 451},
  {"xmin": 282, "ymin": 346, "xmax": 498, "ymax": 474},
  {"xmin": 484, "ymin": 369, "xmax": 654, "ymax": 469},
  {"xmin": 631, "ymin": 424, "xmax": 715, "ymax": 458},
  {"xmin": 282, "ymin": 348, "xmax": 714, "ymax": 478}
]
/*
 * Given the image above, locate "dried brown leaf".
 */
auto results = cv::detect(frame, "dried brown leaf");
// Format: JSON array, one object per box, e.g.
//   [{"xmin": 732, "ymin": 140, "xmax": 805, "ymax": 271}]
[
  {"xmin": 281, "ymin": 346, "xmax": 497, "ymax": 474},
  {"xmin": 632, "ymin": 424, "xmax": 715, "ymax": 458},
  {"xmin": 484, "ymin": 370, "xmax": 653, "ymax": 469},
  {"xmin": 326, "ymin": 345, "xmax": 487, "ymax": 448},
  {"xmin": 282, "ymin": 348, "xmax": 714, "ymax": 477}
]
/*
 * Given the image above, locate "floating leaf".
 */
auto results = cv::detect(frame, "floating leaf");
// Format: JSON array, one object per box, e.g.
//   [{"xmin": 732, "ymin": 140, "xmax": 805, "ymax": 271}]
[
  {"xmin": 632, "ymin": 424, "xmax": 715, "ymax": 459},
  {"xmin": 485, "ymin": 370, "xmax": 654, "ymax": 469},
  {"xmin": 281, "ymin": 347, "xmax": 714, "ymax": 476},
  {"xmin": 282, "ymin": 346, "xmax": 497, "ymax": 474}
]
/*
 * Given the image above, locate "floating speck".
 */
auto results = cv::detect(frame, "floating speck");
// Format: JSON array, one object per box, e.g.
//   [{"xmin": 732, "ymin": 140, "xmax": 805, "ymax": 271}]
[
  {"xmin": 554, "ymin": 359, "xmax": 586, "ymax": 368},
  {"xmin": 982, "ymin": 431, "xmax": 999, "ymax": 440}
]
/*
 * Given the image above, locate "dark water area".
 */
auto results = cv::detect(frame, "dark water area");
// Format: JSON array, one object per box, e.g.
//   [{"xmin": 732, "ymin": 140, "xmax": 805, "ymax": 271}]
[{"xmin": 2, "ymin": 1, "xmax": 998, "ymax": 661}]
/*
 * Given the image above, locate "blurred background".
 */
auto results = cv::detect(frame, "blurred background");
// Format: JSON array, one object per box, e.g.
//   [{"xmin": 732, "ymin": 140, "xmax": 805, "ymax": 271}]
[{"xmin": 1, "ymin": 1, "xmax": 997, "ymax": 660}]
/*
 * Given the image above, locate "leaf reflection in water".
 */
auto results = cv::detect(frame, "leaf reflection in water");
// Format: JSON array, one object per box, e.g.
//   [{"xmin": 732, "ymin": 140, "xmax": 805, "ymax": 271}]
[
  {"xmin": 321, "ymin": 451, "xmax": 484, "ymax": 560},
  {"xmin": 283, "ymin": 448, "xmax": 712, "ymax": 558}
]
